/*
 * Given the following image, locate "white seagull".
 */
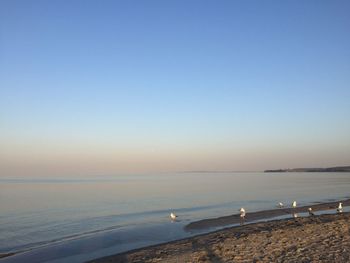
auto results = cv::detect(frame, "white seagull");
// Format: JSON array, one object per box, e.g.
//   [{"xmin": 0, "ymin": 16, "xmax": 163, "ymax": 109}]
[
  {"xmin": 278, "ymin": 202, "xmax": 284, "ymax": 208},
  {"xmin": 239, "ymin": 207, "xmax": 246, "ymax": 218},
  {"xmin": 308, "ymin": 207, "xmax": 315, "ymax": 216},
  {"xmin": 170, "ymin": 212, "xmax": 178, "ymax": 220},
  {"xmin": 291, "ymin": 201, "xmax": 298, "ymax": 218},
  {"xmin": 337, "ymin": 202, "xmax": 343, "ymax": 213}
]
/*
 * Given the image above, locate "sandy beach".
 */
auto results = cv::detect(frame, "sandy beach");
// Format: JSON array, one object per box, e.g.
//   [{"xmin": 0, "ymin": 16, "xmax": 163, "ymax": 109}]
[{"xmin": 90, "ymin": 210, "xmax": 350, "ymax": 262}]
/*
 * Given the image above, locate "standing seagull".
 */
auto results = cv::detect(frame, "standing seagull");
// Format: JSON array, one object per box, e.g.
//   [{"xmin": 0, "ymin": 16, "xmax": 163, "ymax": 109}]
[
  {"xmin": 291, "ymin": 201, "xmax": 298, "ymax": 218},
  {"xmin": 239, "ymin": 207, "xmax": 246, "ymax": 225},
  {"xmin": 308, "ymin": 207, "xmax": 315, "ymax": 216},
  {"xmin": 337, "ymin": 202, "xmax": 343, "ymax": 213},
  {"xmin": 278, "ymin": 202, "xmax": 284, "ymax": 208},
  {"xmin": 170, "ymin": 212, "xmax": 178, "ymax": 221}
]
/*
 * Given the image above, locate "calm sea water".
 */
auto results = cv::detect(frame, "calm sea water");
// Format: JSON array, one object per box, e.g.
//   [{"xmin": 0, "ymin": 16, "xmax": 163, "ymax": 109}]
[{"xmin": 1, "ymin": 172, "xmax": 350, "ymax": 262}]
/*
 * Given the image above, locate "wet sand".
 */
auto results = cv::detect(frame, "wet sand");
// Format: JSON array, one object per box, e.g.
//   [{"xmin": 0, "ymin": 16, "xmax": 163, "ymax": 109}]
[
  {"xmin": 186, "ymin": 198, "xmax": 350, "ymax": 231},
  {"xmin": 0, "ymin": 254, "xmax": 14, "ymax": 259},
  {"xmin": 89, "ymin": 212, "xmax": 350, "ymax": 263}
]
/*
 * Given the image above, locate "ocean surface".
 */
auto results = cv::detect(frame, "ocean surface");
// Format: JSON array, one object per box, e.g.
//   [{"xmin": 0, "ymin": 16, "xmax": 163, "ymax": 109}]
[{"xmin": 1, "ymin": 172, "xmax": 350, "ymax": 262}]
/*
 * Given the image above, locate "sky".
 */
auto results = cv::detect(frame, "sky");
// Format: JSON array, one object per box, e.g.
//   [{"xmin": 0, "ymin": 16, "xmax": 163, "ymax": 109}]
[{"xmin": 1, "ymin": 0, "xmax": 350, "ymax": 176}]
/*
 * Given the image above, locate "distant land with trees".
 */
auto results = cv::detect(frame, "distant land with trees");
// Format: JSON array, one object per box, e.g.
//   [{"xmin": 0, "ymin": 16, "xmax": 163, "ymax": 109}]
[{"xmin": 264, "ymin": 166, "xmax": 350, "ymax": 173}]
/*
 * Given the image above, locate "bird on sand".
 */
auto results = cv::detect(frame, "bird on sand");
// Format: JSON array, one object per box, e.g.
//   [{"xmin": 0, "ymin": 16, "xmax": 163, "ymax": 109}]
[
  {"xmin": 337, "ymin": 202, "xmax": 343, "ymax": 213},
  {"xmin": 239, "ymin": 208, "xmax": 246, "ymax": 225},
  {"xmin": 170, "ymin": 212, "xmax": 178, "ymax": 220},
  {"xmin": 308, "ymin": 207, "xmax": 315, "ymax": 216},
  {"xmin": 239, "ymin": 207, "xmax": 246, "ymax": 218},
  {"xmin": 291, "ymin": 201, "xmax": 298, "ymax": 218}
]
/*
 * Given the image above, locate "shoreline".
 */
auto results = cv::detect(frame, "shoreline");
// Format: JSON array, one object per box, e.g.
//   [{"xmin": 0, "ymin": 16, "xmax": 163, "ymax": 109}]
[
  {"xmin": 0, "ymin": 254, "xmax": 14, "ymax": 259},
  {"xmin": 89, "ymin": 212, "xmax": 350, "ymax": 262},
  {"xmin": 1, "ymin": 198, "xmax": 349, "ymax": 262},
  {"xmin": 186, "ymin": 198, "xmax": 350, "ymax": 231}
]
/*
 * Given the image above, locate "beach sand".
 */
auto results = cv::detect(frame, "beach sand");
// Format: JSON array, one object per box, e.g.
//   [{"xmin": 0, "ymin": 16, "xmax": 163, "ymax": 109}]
[{"xmin": 89, "ymin": 212, "xmax": 350, "ymax": 263}]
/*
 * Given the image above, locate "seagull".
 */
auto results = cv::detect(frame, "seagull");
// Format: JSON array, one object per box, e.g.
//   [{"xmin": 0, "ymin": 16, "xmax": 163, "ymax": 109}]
[
  {"xmin": 170, "ymin": 212, "xmax": 178, "ymax": 220},
  {"xmin": 308, "ymin": 207, "xmax": 315, "ymax": 216},
  {"xmin": 337, "ymin": 202, "xmax": 343, "ymax": 213},
  {"xmin": 291, "ymin": 201, "xmax": 297, "ymax": 218},
  {"xmin": 239, "ymin": 207, "xmax": 246, "ymax": 225},
  {"xmin": 278, "ymin": 202, "xmax": 284, "ymax": 208},
  {"xmin": 239, "ymin": 207, "xmax": 246, "ymax": 218}
]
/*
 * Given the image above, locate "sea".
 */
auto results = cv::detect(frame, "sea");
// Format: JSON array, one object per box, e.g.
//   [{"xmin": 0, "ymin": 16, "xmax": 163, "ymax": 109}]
[{"xmin": 1, "ymin": 172, "xmax": 350, "ymax": 262}]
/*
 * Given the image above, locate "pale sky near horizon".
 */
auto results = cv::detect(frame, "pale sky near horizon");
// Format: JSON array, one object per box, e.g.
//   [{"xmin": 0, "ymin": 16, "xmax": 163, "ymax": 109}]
[{"xmin": 1, "ymin": 1, "xmax": 350, "ymax": 176}]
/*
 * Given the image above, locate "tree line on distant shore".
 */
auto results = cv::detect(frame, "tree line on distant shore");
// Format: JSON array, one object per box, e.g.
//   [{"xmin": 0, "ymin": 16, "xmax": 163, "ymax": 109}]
[{"xmin": 264, "ymin": 166, "xmax": 350, "ymax": 173}]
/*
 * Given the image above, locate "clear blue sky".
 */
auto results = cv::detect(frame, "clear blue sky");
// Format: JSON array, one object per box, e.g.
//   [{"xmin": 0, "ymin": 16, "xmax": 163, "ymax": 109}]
[{"xmin": 1, "ymin": 1, "xmax": 350, "ymax": 176}]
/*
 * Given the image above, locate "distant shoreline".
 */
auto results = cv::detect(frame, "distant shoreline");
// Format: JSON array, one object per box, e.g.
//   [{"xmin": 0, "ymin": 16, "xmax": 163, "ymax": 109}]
[
  {"xmin": 264, "ymin": 165, "xmax": 350, "ymax": 173},
  {"xmin": 179, "ymin": 166, "xmax": 350, "ymax": 173}
]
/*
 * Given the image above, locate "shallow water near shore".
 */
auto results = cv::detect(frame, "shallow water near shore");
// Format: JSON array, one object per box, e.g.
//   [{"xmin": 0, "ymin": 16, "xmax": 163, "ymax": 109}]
[{"xmin": 1, "ymin": 172, "xmax": 350, "ymax": 262}]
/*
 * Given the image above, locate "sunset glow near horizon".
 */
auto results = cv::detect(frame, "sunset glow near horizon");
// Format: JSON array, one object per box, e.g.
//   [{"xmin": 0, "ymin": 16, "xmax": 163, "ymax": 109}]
[{"xmin": 1, "ymin": 1, "xmax": 350, "ymax": 176}]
